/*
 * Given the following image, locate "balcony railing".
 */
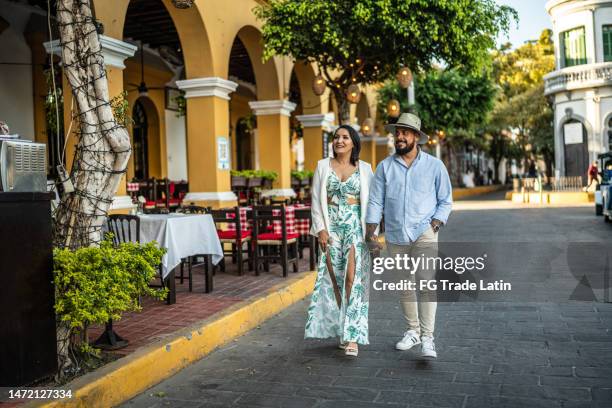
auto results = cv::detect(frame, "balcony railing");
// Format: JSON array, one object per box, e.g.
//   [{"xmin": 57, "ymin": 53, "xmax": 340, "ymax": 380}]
[{"xmin": 544, "ymin": 62, "xmax": 612, "ymax": 95}]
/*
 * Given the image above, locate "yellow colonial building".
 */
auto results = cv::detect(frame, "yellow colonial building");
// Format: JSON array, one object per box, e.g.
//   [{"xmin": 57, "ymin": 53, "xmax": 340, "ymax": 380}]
[{"xmin": 0, "ymin": 0, "xmax": 387, "ymax": 210}]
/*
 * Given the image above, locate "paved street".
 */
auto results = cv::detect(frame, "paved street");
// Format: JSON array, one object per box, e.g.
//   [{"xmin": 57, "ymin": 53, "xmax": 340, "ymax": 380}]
[{"xmin": 122, "ymin": 193, "xmax": 612, "ymax": 408}]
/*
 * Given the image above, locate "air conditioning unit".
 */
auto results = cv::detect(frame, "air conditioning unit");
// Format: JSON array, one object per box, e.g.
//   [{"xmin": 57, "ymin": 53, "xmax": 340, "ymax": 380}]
[{"xmin": 0, "ymin": 139, "xmax": 47, "ymax": 192}]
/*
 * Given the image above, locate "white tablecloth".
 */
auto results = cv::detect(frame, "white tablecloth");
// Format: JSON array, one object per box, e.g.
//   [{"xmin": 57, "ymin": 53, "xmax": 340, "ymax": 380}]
[{"xmin": 138, "ymin": 213, "xmax": 223, "ymax": 279}]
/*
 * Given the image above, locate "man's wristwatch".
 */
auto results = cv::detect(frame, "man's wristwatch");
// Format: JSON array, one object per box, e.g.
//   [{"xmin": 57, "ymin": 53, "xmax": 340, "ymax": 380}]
[{"xmin": 431, "ymin": 222, "xmax": 441, "ymax": 233}]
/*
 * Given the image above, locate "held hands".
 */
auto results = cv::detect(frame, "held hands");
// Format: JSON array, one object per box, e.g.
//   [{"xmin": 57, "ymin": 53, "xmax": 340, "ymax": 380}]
[{"xmin": 366, "ymin": 235, "xmax": 383, "ymax": 252}]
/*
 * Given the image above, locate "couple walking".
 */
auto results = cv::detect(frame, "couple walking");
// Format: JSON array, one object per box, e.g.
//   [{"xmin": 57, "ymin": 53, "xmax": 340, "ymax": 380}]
[{"xmin": 304, "ymin": 112, "xmax": 453, "ymax": 358}]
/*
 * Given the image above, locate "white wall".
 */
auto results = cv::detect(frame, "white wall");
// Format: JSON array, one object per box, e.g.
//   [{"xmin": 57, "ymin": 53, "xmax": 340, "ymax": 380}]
[
  {"xmin": 0, "ymin": 3, "xmax": 35, "ymax": 140},
  {"xmin": 164, "ymin": 110, "xmax": 187, "ymax": 181}
]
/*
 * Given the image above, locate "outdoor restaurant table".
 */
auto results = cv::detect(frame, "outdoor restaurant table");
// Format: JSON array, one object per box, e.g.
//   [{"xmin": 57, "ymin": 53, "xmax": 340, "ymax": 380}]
[
  {"xmin": 225, "ymin": 204, "xmax": 311, "ymax": 235},
  {"xmin": 139, "ymin": 213, "xmax": 223, "ymax": 278}
]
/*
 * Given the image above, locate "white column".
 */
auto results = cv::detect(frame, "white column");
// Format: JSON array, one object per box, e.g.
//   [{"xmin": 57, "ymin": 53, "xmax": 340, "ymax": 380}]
[
  {"xmin": 176, "ymin": 77, "xmax": 238, "ymax": 100},
  {"xmin": 44, "ymin": 35, "xmax": 138, "ymax": 69},
  {"xmin": 295, "ymin": 113, "xmax": 335, "ymax": 130}
]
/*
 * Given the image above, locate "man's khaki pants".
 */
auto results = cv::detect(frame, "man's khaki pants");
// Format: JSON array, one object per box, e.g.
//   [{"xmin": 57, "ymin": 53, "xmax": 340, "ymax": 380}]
[{"xmin": 386, "ymin": 228, "xmax": 438, "ymax": 338}]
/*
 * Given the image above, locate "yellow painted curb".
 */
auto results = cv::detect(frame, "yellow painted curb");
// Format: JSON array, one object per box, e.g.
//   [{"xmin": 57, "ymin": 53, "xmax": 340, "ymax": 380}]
[
  {"xmin": 28, "ymin": 271, "xmax": 317, "ymax": 408},
  {"xmin": 510, "ymin": 191, "xmax": 592, "ymax": 204},
  {"xmin": 452, "ymin": 185, "xmax": 505, "ymax": 200}
]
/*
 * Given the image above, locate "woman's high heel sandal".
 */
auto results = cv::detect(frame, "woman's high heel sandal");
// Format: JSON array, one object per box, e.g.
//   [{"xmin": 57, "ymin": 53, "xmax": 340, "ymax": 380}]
[{"xmin": 345, "ymin": 344, "xmax": 358, "ymax": 357}]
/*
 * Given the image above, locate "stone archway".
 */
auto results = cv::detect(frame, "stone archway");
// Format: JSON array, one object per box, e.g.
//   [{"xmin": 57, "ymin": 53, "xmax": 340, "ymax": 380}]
[
  {"xmin": 232, "ymin": 25, "xmax": 280, "ymax": 101},
  {"xmin": 561, "ymin": 118, "xmax": 589, "ymax": 183},
  {"xmin": 557, "ymin": 109, "xmax": 593, "ymax": 180}
]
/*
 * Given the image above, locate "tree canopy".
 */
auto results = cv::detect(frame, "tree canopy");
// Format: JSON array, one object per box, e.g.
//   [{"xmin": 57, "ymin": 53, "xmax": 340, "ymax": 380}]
[
  {"xmin": 490, "ymin": 29, "xmax": 555, "ymax": 176},
  {"xmin": 376, "ymin": 68, "xmax": 496, "ymax": 139},
  {"xmin": 255, "ymin": 0, "xmax": 516, "ymax": 122}
]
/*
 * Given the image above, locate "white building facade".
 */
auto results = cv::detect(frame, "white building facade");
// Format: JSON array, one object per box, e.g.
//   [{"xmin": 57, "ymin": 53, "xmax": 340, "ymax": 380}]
[{"xmin": 545, "ymin": 0, "xmax": 612, "ymax": 181}]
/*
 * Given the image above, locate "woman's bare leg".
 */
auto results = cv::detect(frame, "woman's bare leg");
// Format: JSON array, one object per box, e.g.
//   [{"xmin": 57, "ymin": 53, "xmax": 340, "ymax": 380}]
[{"xmin": 345, "ymin": 245, "xmax": 357, "ymax": 352}]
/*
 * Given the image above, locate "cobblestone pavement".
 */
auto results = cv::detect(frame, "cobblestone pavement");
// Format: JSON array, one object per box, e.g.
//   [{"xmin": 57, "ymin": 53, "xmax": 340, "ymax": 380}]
[{"xmin": 122, "ymin": 194, "xmax": 612, "ymax": 408}]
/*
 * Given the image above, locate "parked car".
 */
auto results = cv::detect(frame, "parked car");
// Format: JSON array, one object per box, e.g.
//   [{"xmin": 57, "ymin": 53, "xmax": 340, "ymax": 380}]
[{"xmin": 595, "ymin": 152, "xmax": 612, "ymax": 222}]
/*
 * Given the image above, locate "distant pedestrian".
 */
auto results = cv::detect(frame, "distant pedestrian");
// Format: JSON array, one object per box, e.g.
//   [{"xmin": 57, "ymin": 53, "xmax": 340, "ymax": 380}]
[{"xmin": 586, "ymin": 160, "xmax": 599, "ymax": 191}]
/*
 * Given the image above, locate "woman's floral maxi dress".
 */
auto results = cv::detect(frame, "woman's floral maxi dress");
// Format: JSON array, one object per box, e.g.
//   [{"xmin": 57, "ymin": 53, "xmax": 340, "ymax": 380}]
[{"xmin": 305, "ymin": 167, "xmax": 370, "ymax": 345}]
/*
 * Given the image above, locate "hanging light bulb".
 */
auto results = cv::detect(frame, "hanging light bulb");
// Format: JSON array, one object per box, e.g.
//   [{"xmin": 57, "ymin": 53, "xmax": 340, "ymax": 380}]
[
  {"xmin": 312, "ymin": 75, "xmax": 326, "ymax": 96},
  {"xmin": 362, "ymin": 118, "xmax": 374, "ymax": 136},
  {"xmin": 387, "ymin": 99, "xmax": 400, "ymax": 118},
  {"xmin": 346, "ymin": 84, "xmax": 361, "ymax": 104},
  {"xmin": 397, "ymin": 66, "xmax": 412, "ymax": 88}
]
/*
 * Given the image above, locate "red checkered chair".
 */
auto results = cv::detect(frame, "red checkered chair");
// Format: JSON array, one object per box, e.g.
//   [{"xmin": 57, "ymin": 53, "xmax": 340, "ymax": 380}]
[
  {"xmin": 209, "ymin": 207, "xmax": 252, "ymax": 276},
  {"xmin": 252, "ymin": 205, "xmax": 299, "ymax": 277}
]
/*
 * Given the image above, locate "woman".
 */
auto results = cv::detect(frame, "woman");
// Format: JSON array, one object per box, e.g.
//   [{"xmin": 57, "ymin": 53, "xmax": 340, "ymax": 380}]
[{"xmin": 305, "ymin": 124, "xmax": 374, "ymax": 357}]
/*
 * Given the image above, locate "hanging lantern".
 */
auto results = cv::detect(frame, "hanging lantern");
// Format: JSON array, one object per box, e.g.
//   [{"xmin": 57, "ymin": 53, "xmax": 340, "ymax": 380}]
[
  {"xmin": 312, "ymin": 75, "xmax": 326, "ymax": 96},
  {"xmin": 362, "ymin": 118, "xmax": 374, "ymax": 136},
  {"xmin": 172, "ymin": 0, "xmax": 195, "ymax": 9},
  {"xmin": 387, "ymin": 99, "xmax": 401, "ymax": 118},
  {"xmin": 396, "ymin": 66, "xmax": 413, "ymax": 88},
  {"xmin": 346, "ymin": 84, "xmax": 361, "ymax": 104}
]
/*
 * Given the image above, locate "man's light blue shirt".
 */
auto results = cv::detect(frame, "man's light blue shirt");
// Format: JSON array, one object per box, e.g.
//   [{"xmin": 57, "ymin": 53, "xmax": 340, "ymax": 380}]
[{"xmin": 366, "ymin": 150, "xmax": 453, "ymax": 245}]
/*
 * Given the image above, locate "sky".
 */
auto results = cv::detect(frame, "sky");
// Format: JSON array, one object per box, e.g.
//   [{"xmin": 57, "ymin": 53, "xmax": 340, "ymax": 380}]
[{"xmin": 496, "ymin": 0, "xmax": 552, "ymax": 48}]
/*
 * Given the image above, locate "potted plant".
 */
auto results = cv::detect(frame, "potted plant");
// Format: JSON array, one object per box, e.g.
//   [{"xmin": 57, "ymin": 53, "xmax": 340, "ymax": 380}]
[
  {"xmin": 291, "ymin": 170, "xmax": 314, "ymax": 187},
  {"xmin": 241, "ymin": 170, "xmax": 260, "ymax": 188},
  {"xmin": 259, "ymin": 170, "xmax": 278, "ymax": 189}
]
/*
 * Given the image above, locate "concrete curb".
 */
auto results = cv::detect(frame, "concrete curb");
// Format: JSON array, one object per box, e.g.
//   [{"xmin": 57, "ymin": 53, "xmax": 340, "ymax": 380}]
[
  {"xmin": 452, "ymin": 185, "xmax": 506, "ymax": 200},
  {"xmin": 28, "ymin": 271, "xmax": 317, "ymax": 408}
]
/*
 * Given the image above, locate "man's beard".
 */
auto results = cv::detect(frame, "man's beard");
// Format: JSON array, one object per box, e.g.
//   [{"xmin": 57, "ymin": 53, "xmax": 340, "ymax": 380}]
[{"xmin": 395, "ymin": 140, "xmax": 416, "ymax": 155}]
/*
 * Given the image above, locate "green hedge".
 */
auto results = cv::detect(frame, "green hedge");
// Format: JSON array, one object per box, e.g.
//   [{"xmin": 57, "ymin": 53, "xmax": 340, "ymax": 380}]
[
  {"xmin": 230, "ymin": 169, "xmax": 278, "ymax": 181},
  {"xmin": 291, "ymin": 170, "xmax": 314, "ymax": 181}
]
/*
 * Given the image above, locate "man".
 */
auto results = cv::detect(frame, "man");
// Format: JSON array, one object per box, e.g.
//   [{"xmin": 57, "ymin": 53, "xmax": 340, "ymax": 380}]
[{"xmin": 366, "ymin": 112, "xmax": 452, "ymax": 359}]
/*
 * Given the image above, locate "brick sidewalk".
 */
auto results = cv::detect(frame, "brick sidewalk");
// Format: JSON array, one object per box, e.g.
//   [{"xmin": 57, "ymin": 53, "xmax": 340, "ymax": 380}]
[{"xmin": 89, "ymin": 254, "xmax": 315, "ymax": 356}]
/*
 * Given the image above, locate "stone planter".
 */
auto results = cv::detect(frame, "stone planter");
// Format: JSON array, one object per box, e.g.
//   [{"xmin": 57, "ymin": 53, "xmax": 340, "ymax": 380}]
[
  {"xmin": 247, "ymin": 177, "xmax": 262, "ymax": 188},
  {"xmin": 231, "ymin": 176, "xmax": 247, "ymax": 189}
]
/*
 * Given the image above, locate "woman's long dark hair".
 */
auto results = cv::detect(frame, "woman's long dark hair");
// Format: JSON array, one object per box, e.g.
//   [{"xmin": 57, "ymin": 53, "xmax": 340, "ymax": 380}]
[{"xmin": 331, "ymin": 124, "xmax": 361, "ymax": 166}]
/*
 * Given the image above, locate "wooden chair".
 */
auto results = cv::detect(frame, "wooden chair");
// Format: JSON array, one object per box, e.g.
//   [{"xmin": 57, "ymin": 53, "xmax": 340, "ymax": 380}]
[
  {"xmin": 107, "ymin": 214, "xmax": 173, "ymax": 303},
  {"xmin": 208, "ymin": 207, "xmax": 252, "ymax": 276},
  {"xmin": 97, "ymin": 215, "xmax": 142, "ymax": 350},
  {"xmin": 294, "ymin": 207, "xmax": 318, "ymax": 271},
  {"xmin": 175, "ymin": 205, "xmax": 210, "ymax": 292},
  {"xmin": 252, "ymin": 205, "xmax": 299, "ymax": 277},
  {"xmin": 106, "ymin": 214, "xmax": 140, "ymax": 245}
]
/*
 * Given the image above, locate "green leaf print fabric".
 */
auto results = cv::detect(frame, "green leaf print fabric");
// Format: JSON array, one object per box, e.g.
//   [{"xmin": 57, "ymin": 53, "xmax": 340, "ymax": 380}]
[{"xmin": 305, "ymin": 168, "xmax": 370, "ymax": 345}]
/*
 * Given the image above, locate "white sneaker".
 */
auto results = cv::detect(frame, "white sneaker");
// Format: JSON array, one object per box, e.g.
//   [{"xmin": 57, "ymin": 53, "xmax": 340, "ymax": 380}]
[
  {"xmin": 419, "ymin": 336, "xmax": 437, "ymax": 359},
  {"xmin": 396, "ymin": 330, "xmax": 421, "ymax": 351}
]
